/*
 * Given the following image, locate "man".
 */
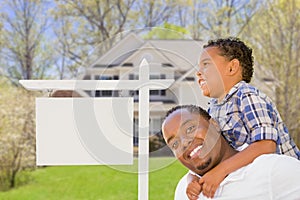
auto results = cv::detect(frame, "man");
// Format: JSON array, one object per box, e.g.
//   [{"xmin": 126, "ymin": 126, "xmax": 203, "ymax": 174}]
[{"xmin": 161, "ymin": 105, "xmax": 300, "ymax": 200}]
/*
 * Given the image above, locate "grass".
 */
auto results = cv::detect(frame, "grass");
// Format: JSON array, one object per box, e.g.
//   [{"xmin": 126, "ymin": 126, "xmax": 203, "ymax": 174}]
[{"xmin": 0, "ymin": 157, "xmax": 188, "ymax": 200}]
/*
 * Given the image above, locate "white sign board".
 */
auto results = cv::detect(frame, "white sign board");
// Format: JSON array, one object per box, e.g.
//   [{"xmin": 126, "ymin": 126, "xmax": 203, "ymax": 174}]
[{"xmin": 36, "ymin": 97, "xmax": 133, "ymax": 165}]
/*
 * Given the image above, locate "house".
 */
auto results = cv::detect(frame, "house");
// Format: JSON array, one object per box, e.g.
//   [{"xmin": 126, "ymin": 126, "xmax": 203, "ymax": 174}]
[
  {"xmin": 79, "ymin": 32, "xmax": 275, "ymax": 148},
  {"xmin": 79, "ymin": 32, "xmax": 208, "ymax": 145}
]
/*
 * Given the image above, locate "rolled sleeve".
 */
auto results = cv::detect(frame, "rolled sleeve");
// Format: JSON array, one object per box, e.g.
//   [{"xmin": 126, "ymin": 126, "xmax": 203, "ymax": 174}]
[
  {"xmin": 242, "ymin": 93, "xmax": 279, "ymax": 143},
  {"xmin": 250, "ymin": 126, "xmax": 278, "ymax": 143}
]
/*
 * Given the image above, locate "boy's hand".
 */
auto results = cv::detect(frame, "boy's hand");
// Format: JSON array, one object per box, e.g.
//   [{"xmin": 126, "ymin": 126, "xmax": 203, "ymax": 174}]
[
  {"xmin": 186, "ymin": 179, "xmax": 202, "ymax": 200},
  {"xmin": 198, "ymin": 165, "xmax": 226, "ymax": 198},
  {"xmin": 186, "ymin": 174, "xmax": 202, "ymax": 200}
]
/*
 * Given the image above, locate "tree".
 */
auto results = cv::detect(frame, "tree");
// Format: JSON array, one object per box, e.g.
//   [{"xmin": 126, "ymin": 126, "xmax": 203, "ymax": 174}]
[
  {"xmin": 51, "ymin": 0, "xmax": 136, "ymax": 75},
  {"xmin": 0, "ymin": 0, "xmax": 52, "ymax": 82},
  {"xmin": 178, "ymin": 0, "xmax": 261, "ymax": 40},
  {"xmin": 0, "ymin": 77, "xmax": 36, "ymax": 190},
  {"xmin": 244, "ymin": 0, "xmax": 300, "ymax": 146},
  {"xmin": 130, "ymin": 0, "xmax": 178, "ymax": 28},
  {"xmin": 143, "ymin": 22, "xmax": 190, "ymax": 39}
]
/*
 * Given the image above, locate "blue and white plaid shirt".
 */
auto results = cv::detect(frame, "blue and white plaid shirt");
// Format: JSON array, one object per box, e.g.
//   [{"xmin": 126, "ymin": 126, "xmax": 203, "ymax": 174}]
[{"xmin": 208, "ymin": 81, "xmax": 300, "ymax": 159}]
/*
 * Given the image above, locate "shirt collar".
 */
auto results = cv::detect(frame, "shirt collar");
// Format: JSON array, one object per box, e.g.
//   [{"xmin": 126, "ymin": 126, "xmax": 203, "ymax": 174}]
[{"xmin": 210, "ymin": 81, "xmax": 245, "ymax": 105}]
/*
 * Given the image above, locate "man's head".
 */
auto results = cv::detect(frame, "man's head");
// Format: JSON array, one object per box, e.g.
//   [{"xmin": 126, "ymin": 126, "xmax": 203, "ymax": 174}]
[
  {"xmin": 162, "ymin": 105, "xmax": 233, "ymax": 176},
  {"xmin": 196, "ymin": 37, "xmax": 254, "ymax": 99}
]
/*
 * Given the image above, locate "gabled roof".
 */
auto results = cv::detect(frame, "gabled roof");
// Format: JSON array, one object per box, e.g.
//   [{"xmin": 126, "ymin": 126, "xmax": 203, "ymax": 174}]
[
  {"xmin": 90, "ymin": 32, "xmax": 204, "ymax": 71},
  {"xmin": 91, "ymin": 32, "xmax": 144, "ymax": 66},
  {"xmin": 148, "ymin": 40, "xmax": 203, "ymax": 71},
  {"xmin": 120, "ymin": 40, "xmax": 176, "ymax": 67}
]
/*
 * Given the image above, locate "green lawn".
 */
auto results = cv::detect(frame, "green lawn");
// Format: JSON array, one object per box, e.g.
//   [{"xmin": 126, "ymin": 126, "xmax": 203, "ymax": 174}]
[{"xmin": 0, "ymin": 157, "xmax": 188, "ymax": 200}]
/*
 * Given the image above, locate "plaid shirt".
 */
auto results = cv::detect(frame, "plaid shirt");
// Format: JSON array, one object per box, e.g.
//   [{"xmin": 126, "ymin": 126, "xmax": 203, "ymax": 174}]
[{"xmin": 208, "ymin": 81, "xmax": 300, "ymax": 159}]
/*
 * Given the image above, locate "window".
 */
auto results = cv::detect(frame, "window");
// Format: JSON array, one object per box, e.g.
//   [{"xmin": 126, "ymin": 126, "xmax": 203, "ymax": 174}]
[
  {"xmin": 150, "ymin": 74, "xmax": 166, "ymax": 79},
  {"xmin": 122, "ymin": 63, "xmax": 133, "ymax": 67},
  {"xmin": 184, "ymin": 77, "xmax": 195, "ymax": 81},
  {"xmin": 95, "ymin": 90, "xmax": 112, "ymax": 97},
  {"xmin": 162, "ymin": 63, "xmax": 173, "ymax": 67},
  {"xmin": 129, "ymin": 74, "xmax": 139, "ymax": 80},
  {"xmin": 99, "ymin": 75, "xmax": 112, "ymax": 80},
  {"xmin": 133, "ymin": 118, "xmax": 139, "ymax": 146},
  {"xmin": 150, "ymin": 90, "xmax": 166, "ymax": 96},
  {"xmin": 94, "ymin": 75, "xmax": 118, "ymax": 97},
  {"xmin": 129, "ymin": 90, "xmax": 139, "ymax": 96},
  {"xmin": 150, "ymin": 74, "xmax": 160, "ymax": 79},
  {"xmin": 150, "ymin": 90, "xmax": 159, "ymax": 95}
]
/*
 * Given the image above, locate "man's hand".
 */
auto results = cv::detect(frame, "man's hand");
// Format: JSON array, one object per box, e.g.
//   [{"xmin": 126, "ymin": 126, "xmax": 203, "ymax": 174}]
[
  {"xmin": 186, "ymin": 174, "xmax": 202, "ymax": 200},
  {"xmin": 198, "ymin": 165, "xmax": 226, "ymax": 198}
]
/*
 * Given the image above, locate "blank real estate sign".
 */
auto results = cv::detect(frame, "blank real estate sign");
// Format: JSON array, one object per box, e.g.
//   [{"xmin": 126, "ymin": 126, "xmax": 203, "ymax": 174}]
[{"xmin": 35, "ymin": 97, "xmax": 133, "ymax": 166}]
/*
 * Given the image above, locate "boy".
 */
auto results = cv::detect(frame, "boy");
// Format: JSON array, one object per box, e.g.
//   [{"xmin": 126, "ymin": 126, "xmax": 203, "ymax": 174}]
[{"xmin": 188, "ymin": 37, "xmax": 300, "ymax": 199}]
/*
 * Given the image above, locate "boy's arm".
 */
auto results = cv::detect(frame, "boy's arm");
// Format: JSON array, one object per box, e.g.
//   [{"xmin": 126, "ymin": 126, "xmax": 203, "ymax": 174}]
[{"xmin": 199, "ymin": 139, "xmax": 276, "ymax": 198}]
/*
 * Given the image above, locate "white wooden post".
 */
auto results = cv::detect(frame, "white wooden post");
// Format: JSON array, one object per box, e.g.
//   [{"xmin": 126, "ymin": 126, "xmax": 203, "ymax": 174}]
[
  {"xmin": 19, "ymin": 59, "xmax": 174, "ymax": 200},
  {"xmin": 138, "ymin": 59, "xmax": 150, "ymax": 200}
]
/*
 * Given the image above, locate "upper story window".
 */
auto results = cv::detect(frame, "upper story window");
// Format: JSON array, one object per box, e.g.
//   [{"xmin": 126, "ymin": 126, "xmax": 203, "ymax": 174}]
[
  {"xmin": 130, "ymin": 74, "xmax": 165, "ymax": 80},
  {"xmin": 150, "ymin": 74, "xmax": 160, "ymax": 79},
  {"xmin": 162, "ymin": 63, "xmax": 173, "ymax": 67},
  {"xmin": 128, "ymin": 74, "xmax": 166, "ymax": 80},
  {"xmin": 150, "ymin": 74, "xmax": 166, "ymax": 79},
  {"xmin": 184, "ymin": 77, "xmax": 195, "ymax": 81},
  {"xmin": 95, "ymin": 90, "xmax": 112, "ymax": 97},
  {"xmin": 129, "ymin": 74, "xmax": 139, "ymax": 80},
  {"xmin": 100, "ymin": 75, "xmax": 112, "ymax": 80},
  {"xmin": 150, "ymin": 90, "xmax": 166, "ymax": 96},
  {"xmin": 122, "ymin": 63, "xmax": 133, "ymax": 67},
  {"xmin": 97, "ymin": 75, "xmax": 119, "ymax": 80},
  {"xmin": 94, "ymin": 75, "xmax": 119, "ymax": 97}
]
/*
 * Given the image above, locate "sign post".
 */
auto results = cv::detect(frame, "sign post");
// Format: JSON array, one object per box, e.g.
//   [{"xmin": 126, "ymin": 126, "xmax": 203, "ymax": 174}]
[{"xmin": 20, "ymin": 59, "xmax": 174, "ymax": 200}]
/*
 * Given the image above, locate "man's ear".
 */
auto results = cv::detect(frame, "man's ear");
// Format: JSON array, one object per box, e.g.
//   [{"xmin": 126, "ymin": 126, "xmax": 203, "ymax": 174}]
[
  {"xmin": 226, "ymin": 59, "xmax": 240, "ymax": 75},
  {"xmin": 161, "ymin": 121, "xmax": 170, "ymax": 143}
]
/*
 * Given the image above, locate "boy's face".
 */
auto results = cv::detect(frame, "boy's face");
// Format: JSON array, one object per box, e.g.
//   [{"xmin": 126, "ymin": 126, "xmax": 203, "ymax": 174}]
[
  {"xmin": 197, "ymin": 47, "xmax": 229, "ymax": 99},
  {"xmin": 162, "ymin": 109, "xmax": 223, "ymax": 176}
]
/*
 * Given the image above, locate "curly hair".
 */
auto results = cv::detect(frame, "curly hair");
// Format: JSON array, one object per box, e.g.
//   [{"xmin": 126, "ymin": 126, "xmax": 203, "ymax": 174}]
[
  {"xmin": 203, "ymin": 37, "xmax": 254, "ymax": 83},
  {"xmin": 165, "ymin": 104, "xmax": 211, "ymax": 121}
]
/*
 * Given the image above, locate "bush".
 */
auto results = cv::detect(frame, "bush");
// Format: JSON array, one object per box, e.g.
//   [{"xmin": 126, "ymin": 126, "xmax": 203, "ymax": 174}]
[{"xmin": 149, "ymin": 131, "xmax": 167, "ymax": 152}]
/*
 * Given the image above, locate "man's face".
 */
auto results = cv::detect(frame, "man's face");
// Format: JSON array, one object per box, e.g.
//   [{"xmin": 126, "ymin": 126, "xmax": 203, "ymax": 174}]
[
  {"xmin": 196, "ymin": 47, "xmax": 228, "ymax": 99},
  {"xmin": 162, "ymin": 109, "xmax": 223, "ymax": 175}
]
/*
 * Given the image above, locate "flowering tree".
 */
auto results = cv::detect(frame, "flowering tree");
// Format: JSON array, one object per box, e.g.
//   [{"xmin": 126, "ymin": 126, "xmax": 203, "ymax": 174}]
[{"xmin": 0, "ymin": 78, "xmax": 36, "ymax": 190}]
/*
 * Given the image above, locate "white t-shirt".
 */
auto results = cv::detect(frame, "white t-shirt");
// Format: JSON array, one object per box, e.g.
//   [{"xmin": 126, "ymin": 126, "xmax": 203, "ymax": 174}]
[{"xmin": 175, "ymin": 154, "xmax": 300, "ymax": 200}]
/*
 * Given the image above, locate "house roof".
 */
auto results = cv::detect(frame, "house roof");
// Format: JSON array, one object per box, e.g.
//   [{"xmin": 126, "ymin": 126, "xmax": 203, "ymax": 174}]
[
  {"xmin": 148, "ymin": 39, "xmax": 203, "ymax": 71},
  {"xmin": 89, "ymin": 33, "xmax": 144, "ymax": 67},
  {"xmin": 89, "ymin": 32, "xmax": 204, "ymax": 72}
]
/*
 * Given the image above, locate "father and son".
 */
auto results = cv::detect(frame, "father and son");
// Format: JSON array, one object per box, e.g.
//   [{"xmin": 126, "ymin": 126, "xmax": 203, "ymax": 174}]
[{"xmin": 161, "ymin": 37, "xmax": 300, "ymax": 199}]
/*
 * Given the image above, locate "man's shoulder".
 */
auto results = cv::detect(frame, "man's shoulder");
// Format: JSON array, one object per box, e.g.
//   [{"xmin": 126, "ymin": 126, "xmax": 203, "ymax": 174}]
[
  {"xmin": 247, "ymin": 154, "xmax": 300, "ymax": 175},
  {"xmin": 226, "ymin": 154, "xmax": 300, "ymax": 181},
  {"xmin": 174, "ymin": 155, "xmax": 300, "ymax": 200},
  {"xmin": 257, "ymin": 154, "xmax": 300, "ymax": 199},
  {"xmin": 174, "ymin": 173, "xmax": 190, "ymax": 200},
  {"xmin": 255, "ymin": 154, "xmax": 300, "ymax": 168},
  {"xmin": 254, "ymin": 153, "xmax": 300, "ymax": 163},
  {"xmin": 219, "ymin": 154, "xmax": 300, "ymax": 199}
]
